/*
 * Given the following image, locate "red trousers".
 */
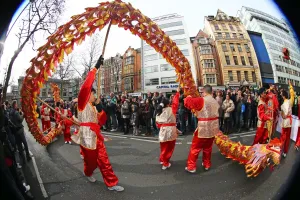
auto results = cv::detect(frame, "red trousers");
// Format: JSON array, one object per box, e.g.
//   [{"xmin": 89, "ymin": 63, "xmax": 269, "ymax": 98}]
[
  {"xmin": 186, "ymin": 131, "xmax": 215, "ymax": 170},
  {"xmin": 80, "ymin": 140, "xmax": 118, "ymax": 187},
  {"xmin": 159, "ymin": 140, "xmax": 176, "ymax": 167},
  {"xmin": 42, "ymin": 120, "xmax": 51, "ymax": 131},
  {"xmin": 281, "ymin": 127, "xmax": 291, "ymax": 154},
  {"xmin": 295, "ymin": 127, "xmax": 300, "ymax": 147},
  {"xmin": 64, "ymin": 131, "xmax": 71, "ymax": 142},
  {"xmin": 252, "ymin": 127, "xmax": 269, "ymax": 145}
]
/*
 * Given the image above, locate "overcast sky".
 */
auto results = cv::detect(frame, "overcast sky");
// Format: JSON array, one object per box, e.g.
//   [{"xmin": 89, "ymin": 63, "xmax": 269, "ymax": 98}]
[{"xmin": 0, "ymin": 0, "xmax": 285, "ymax": 87}]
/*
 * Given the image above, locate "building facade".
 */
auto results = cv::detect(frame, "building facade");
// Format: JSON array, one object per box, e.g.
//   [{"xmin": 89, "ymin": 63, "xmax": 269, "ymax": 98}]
[
  {"xmin": 204, "ymin": 9, "xmax": 262, "ymax": 88},
  {"xmin": 191, "ymin": 30, "xmax": 223, "ymax": 88},
  {"xmin": 121, "ymin": 47, "xmax": 141, "ymax": 93},
  {"xmin": 238, "ymin": 6, "xmax": 300, "ymax": 87},
  {"xmin": 99, "ymin": 54, "xmax": 123, "ymax": 95},
  {"xmin": 141, "ymin": 13, "xmax": 196, "ymax": 96},
  {"xmin": 18, "ymin": 76, "xmax": 73, "ymax": 102}
]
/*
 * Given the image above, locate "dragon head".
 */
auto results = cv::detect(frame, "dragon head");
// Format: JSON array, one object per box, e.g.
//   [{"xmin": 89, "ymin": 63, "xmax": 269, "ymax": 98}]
[{"xmin": 245, "ymin": 138, "xmax": 281, "ymax": 177}]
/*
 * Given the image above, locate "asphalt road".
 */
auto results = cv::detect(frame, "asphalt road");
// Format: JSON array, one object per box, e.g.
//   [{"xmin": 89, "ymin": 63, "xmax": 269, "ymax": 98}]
[{"xmin": 22, "ymin": 122, "xmax": 299, "ymax": 200}]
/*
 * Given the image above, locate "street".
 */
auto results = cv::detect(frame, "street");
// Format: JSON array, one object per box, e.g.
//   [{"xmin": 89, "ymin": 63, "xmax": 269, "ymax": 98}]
[{"xmin": 22, "ymin": 122, "xmax": 298, "ymax": 200}]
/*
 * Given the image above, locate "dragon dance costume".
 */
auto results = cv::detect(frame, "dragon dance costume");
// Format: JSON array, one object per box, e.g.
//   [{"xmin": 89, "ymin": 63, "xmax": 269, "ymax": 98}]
[
  {"xmin": 71, "ymin": 67, "xmax": 119, "ymax": 188},
  {"xmin": 184, "ymin": 94, "xmax": 219, "ymax": 171},
  {"xmin": 156, "ymin": 92, "xmax": 180, "ymax": 169}
]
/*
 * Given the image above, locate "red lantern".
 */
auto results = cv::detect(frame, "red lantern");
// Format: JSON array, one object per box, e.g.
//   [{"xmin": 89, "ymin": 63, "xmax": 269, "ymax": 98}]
[{"xmin": 282, "ymin": 48, "xmax": 290, "ymax": 60}]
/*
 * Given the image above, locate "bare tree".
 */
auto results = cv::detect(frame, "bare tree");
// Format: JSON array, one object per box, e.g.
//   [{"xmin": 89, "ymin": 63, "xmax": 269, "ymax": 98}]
[
  {"xmin": 54, "ymin": 55, "xmax": 74, "ymax": 97},
  {"xmin": 2, "ymin": 0, "xmax": 65, "ymax": 101},
  {"xmin": 81, "ymin": 33, "xmax": 102, "ymax": 78}
]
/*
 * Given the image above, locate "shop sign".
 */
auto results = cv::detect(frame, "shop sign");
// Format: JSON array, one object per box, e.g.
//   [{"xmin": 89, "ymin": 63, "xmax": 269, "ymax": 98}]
[{"xmin": 156, "ymin": 84, "xmax": 178, "ymax": 89}]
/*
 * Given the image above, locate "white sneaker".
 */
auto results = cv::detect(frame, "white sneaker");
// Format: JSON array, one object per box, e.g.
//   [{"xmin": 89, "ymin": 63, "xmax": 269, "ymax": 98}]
[
  {"xmin": 162, "ymin": 163, "xmax": 171, "ymax": 170},
  {"xmin": 65, "ymin": 141, "xmax": 68, "ymax": 144},
  {"xmin": 108, "ymin": 185, "xmax": 124, "ymax": 192},
  {"xmin": 23, "ymin": 183, "xmax": 30, "ymax": 192},
  {"xmin": 17, "ymin": 163, "xmax": 22, "ymax": 169},
  {"xmin": 68, "ymin": 141, "xmax": 72, "ymax": 145},
  {"xmin": 111, "ymin": 129, "xmax": 117, "ymax": 132},
  {"xmin": 87, "ymin": 176, "xmax": 96, "ymax": 183},
  {"xmin": 202, "ymin": 162, "xmax": 209, "ymax": 171},
  {"xmin": 282, "ymin": 153, "xmax": 287, "ymax": 158},
  {"xmin": 185, "ymin": 167, "xmax": 196, "ymax": 173},
  {"xmin": 80, "ymin": 155, "xmax": 84, "ymax": 160}
]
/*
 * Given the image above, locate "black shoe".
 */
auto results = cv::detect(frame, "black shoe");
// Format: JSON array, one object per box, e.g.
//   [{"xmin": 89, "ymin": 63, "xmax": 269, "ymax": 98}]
[{"xmin": 24, "ymin": 192, "xmax": 34, "ymax": 200}]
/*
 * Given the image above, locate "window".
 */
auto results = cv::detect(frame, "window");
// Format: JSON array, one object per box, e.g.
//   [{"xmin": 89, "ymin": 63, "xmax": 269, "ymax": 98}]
[
  {"xmin": 265, "ymin": 33, "xmax": 275, "ymax": 41},
  {"xmin": 222, "ymin": 43, "xmax": 228, "ymax": 51},
  {"xmin": 261, "ymin": 25, "xmax": 270, "ymax": 32},
  {"xmin": 206, "ymin": 74, "xmax": 216, "ymax": 84},
  {"xmin": 217, "ymin": 33, "xmax": 222, "ymax": 39},
  {"xmin": 275, "ymin": 37, "xmax": 283, "ymax": 44},
  {"xmin": 244, "ymin": 71, "xmax": 249, "ymax": 81},
  {"xmin": 144, "ymin": 54, "xmax": 157, "ymax": 61},
  {"xmin": 165, "ymin": 29, "xmax": 185, "ymax": 36},
  {"xmin": 252, "ymin": 72, "xmax": 256, "ymax": 82},
  {"xmin": 228, "ymin": 71, "xmax": 233, "ymax": 81},
  {"xmin": 173, "ymin": 39, "xmax": 187, "ymax": 45},
  {"xmin": 144, "ymin": 45, "xmax": 152, "ymax": 51},
  {"xmin": 278, "ymin": 77, "xmax": 287, "ymax": 84},
  {"xmin": 197, "ymin": 38, "xmax": 207, "ymax": 44},
  {"xmin": 270, "ymin": 29, "xmax": 279, "ymax": 35},
  {"xmin": 159, "ymin": 21, "xmax": 183, "ymax": 29},
  {"xmin": 125, "ymin": 56, "xmax": 134, "ymax": 65},
  {"xmin": 214, "ymin": 24, "xmax": 220, "ymax": 31},
  {"xmin": 181, "ymin": 49, "xmax": 189, "ymax": 56},
  {"xmin": 145, "ymin": 78, "xmax": 159, "ymax": 86},
  {"xmin": 233, "ymin": 56, "xmax": 239, "ymax": 65},
  {"xmin": 232, "ymin": 33, "xmax": 237, "ymax": 38},
  {"xmin": 237, "ymin": 71, "xmax": 241, "ymax": 81},
  {"xmin": 144, "ymin": 65, "xmax": 158, "ymax": 73},
  {"xmin": 237, "ymin": 44, "xmax": 242, "ymax": 52},
  {"xmin": 239, "ymin": 34, "xmax": 244, "ymax": 39},
  {"xmin": 204, "ymin": 59, "xmax": 214, "ymax": 68},
  {"xmin": 161, "ymin": 76, "xmax": 176, "ymax": 85},
  {"xmin": 160, "ymin": 64, "xmax": 174, "ymax": 71},
  {"xmin": 236, "ymin": 25, "xmax": 241, "ymax": 32},
  {"xmin": 244, "ymin": 44, "xmax": 250, "ymax": 52},
  {"xmin": 268, "ymin": 43, "xmax": 278, "ymax": 51},
  {"xmin": 241, "ymin": 56, "xmax": 246, "ymax": 65},
  {"xmin": 124, "ymin": 77, "xmax": 134, "ymax": 91},
  {"xmin": 200, "ymin": 45, "xmax": 212, "ymax": 54},
  {"xmin": 230, "ymin": 43, "xmax": 235, "ymax": 52},
  {"xmin": 248, "ymin": 57, "xmax": 253, "ymax": 66},
  {"xmin": 225, "ymin": 33, "xmax": 230, "ymax": 39},
  {"xmin": 229, "ymin": 24, "xmax": 235, "ymax": 31},
  {"xmin": 221, "ymin": 23, "xmax": 227, "ymax": 30},
  {"xmin": 42, "ymin": 89, "xmax": 47, "ymax": 97},
  {"xmin": 225, "ymin": 56, "xmax": 231, "ymax": 65}
]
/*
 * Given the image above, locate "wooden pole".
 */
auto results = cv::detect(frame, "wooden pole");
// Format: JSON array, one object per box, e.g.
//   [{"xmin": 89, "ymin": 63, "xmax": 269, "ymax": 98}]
[
  {"xmin": 97, "ymin": 21, "xmax": 113, "ymax": 97},
  {"xmin": 36, "ymin": 96, "xmax": 79, "ymax": 126}
]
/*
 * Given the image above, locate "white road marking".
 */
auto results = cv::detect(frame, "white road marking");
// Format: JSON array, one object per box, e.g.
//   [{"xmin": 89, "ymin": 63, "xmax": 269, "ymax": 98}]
[
  {"xmin": 130, "ymin": 138, "xmax": 160, "ymax": 143},
  {"xmin": 103, "ymin": 134, "xmax": 127, "ymax": 139},
  {"xmin": 102, "ymin": 132, "xmax": 185, "ymax": 140},
  {"xmin": 30, "ymin": 151, "xmax": 48, "ymax": 198}
]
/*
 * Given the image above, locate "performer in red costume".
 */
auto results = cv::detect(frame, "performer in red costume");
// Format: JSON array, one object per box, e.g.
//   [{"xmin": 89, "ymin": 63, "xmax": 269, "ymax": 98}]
[
  {"xmin": 155, "ymin": 89, "xmax": 180, "ymax": 170},
  {"xmin": 295, "ymin": 96, "xmax": 300, "ymax": 150},
  {"xmin": 54, "ymin": 102, "xmax": 61, "ymax": 128},
  {"xmin": 184, "ymin": 85, "xmax": 220, "ymax": 173},
  {"xmin": 62, "ymin": 111, "xmax": 73, "ymax": 144},
  {"xmin": 252, "ymin": 88, "xmax": 272, "ymax": 145},
  {"xmin": 280, "ymin": 83, "xmax": 294, "ymax": 157},
  {"xmin": 266, "ymin": 85, "xmax": 280, "ymax": 138},
  {"xmin": 71, "ymin": 55, "xmax": 124, "ymax": 192},
  {"xmin": 41, "ymin": 105, "xmax": 51, "ymax": 132}
]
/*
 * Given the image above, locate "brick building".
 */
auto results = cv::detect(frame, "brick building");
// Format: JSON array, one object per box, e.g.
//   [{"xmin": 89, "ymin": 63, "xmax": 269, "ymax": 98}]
[{"xmin": 121, "ymin": 47, "xmax": 141, "ymax": 93}]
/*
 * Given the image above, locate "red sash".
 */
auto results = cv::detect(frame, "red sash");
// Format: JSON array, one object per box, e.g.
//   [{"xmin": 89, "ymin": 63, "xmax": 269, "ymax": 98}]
[
  {"xmin": 80, "ymin": 122, "xmax": 104, "ymax": 141},
  {"xmin": 198, "ymin": 117, "xmax": 218, "ymax": 121},
  {"xmin": 160, "ymin": 123, "xmax": 177, "ymax": 127}
]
